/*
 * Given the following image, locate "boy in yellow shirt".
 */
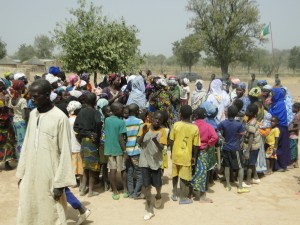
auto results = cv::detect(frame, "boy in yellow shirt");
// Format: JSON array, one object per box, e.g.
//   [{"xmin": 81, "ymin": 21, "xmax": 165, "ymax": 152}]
[{"xmin": 170, "ymin": 105, "xmax": 200, "ymax": 204}]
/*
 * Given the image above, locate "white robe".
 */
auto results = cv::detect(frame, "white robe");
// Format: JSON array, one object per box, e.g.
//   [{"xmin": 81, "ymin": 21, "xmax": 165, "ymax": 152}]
[{"xmin": 16, "ymin": 106, "xmax": 76, "ymax": 225}]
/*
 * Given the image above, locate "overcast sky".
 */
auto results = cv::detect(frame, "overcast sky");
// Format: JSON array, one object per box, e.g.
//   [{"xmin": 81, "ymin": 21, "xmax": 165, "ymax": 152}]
[{"xmin": 1, "ymin": 0, "xmax": 299, "ymax": 57}]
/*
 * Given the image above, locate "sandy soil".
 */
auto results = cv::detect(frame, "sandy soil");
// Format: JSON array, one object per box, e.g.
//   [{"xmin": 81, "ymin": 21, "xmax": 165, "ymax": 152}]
[{"xmin": 1, "ymin": 77, "xmax": 300, "ymax": 225}]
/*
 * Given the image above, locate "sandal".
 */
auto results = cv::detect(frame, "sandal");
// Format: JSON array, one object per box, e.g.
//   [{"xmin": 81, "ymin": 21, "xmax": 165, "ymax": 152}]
[{"xmin": 112, "ymin": 193, "xmax": 120, "ymax": 200}]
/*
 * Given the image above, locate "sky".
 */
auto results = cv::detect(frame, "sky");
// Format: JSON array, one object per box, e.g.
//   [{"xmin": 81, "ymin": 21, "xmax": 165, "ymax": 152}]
[{"xmin": 0, "ymin": 0, "xmax": 300, "ymax": 57}]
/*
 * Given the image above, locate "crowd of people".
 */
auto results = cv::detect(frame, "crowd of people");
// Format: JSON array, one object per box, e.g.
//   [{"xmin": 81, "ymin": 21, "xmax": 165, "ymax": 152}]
[{"xmin": 0, "ymin": 68, "xmax": 299, "ymax": 224}]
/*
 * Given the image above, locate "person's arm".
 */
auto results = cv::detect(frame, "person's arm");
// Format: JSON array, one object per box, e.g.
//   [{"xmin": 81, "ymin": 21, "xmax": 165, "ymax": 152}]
[
  {"xmin": 169, "ymin": 140, "xmax": 174, "ymax": 154},
  {"xmin": 137, "ymin": 124, "xmax": 148, "ymax": 145},
  {"xmin": 274, "ymin": 137, "xmax": 279, "ymax": 155},
  {"xmin": 152, "ymin": 136, "xmax": 164, "ymax": 151},
  {"xmin": 192, "ymin": 145, "xmax": 198, "ymax": 165},
  {"xmin": 244, "ymin": 133, "xmax": 253, "ymax": 160},
  {"xmin": 118, "ymin": 133, "xmax": 127, "ymax": 152}
]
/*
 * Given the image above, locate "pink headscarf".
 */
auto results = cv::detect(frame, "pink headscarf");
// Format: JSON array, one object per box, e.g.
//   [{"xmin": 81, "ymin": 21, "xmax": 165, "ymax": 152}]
[{"xmin": 69, "ymin": 74, "xmax": 78, "ymax": 86}]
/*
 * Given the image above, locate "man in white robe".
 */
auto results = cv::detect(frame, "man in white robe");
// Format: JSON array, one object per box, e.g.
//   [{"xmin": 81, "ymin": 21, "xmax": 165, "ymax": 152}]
[{"xmin": 16, "ymin": 79, "xmax": 76, "ymax": 225}]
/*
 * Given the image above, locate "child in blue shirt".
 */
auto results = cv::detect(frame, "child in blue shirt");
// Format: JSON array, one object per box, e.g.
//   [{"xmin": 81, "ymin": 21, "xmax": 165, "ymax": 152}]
[{"xmin": 218, "ymin": 105, "xmax": 249, "ymax": 194}]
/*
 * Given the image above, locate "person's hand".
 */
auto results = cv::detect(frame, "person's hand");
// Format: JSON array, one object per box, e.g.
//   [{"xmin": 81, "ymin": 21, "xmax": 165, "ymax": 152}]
[
  {"xmin": 191, "ymin": 157, "xmax": 196, "ymax": 165},
  {"xmin": 53, "ymin": 188, "xmax": 64, "ymax": 201},
  {"xmin": 244, "ymin": 151, "xmax": 250, "ymax": 160},
  {"xmin": 18, "ymin": 179, "xmax": 22, "ymax": 189},
  {"xmin": 117, "ymin": 92, "xmax": 125, "ymax": 98},
  {"xmin": 90, "ymin": 132, "xmax": 97, "ymax": 142}
]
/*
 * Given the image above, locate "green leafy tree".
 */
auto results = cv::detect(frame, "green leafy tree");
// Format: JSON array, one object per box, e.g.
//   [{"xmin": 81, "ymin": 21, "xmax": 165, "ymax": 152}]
[
  {"xmin": 54, "ymin": 0, "xmax": 141, "ymax": 84},
  {"xmin": 288, "ymin": 46, "xmax": 300, "ymax": 73},
  {"xmin": 187, "ymin": 0, "xmax": 261, "ymax": 74},
  {"xmin": 0, "ymin": 38, "xmax": 7, "ymax": 59},
  {"xmin": 34, "ymin": 35, "xmax": 55, "ymax": 59},
  {"xmin": 172, "ymin": 34, "xmax": 202, "ymax": 73},
  {"xmin": 17, "ymin": 44, "xmax": 36, "ymax": 62}
]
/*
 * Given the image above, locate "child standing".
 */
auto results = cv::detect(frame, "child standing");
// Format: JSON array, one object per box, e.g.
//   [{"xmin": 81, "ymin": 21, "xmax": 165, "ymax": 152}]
[
  {"xmin": 125, "ymin": 103, "xmax": 144, "ymax": 199},
  {"xmin": 218, "ymin": 105, "xmax": 248, "ymax": 193},
  {"xmin": 289, "ymin": 103, "xmax": 300, "ymax": 168},
  {"xmin": 170, "ymin": 105, "xmax": 200, "ymax": 204},
  {"xmin": 265, "ymin": 116, "xmax": 280, "ymax": 174},
  {"xmin": 243, "ymin": 104, "xmax": 261, "ymax": 185},
  {"xmin": 191, "ymin": 107, "xmax": 218, "ymax": 203},
  {"xmin": 74, "ymin": 93, "xmax": 102, "ymax": 197},
  {"xmin": 97, "ymin": 99, "xmax": 112, "ymax": 191},
  {"xmin": 67, "ymin": 101, "xmax": 83, "ymax": 188},
  {"xmin": 180, "ymin": 78, "xmax": 190, "ymax": 106},
  {"xmin": 104, "ymin": 102, "xmax": 128, "ymax": 200},
  {"xmin": 137, "ymin": 111, "xmax": 167, "ymax": 220}
]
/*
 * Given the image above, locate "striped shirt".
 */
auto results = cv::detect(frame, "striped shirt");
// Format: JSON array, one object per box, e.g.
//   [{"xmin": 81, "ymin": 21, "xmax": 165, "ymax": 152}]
[{"xmin": 125, "ymin": 116, "xmax": 144, "ymax": 156}]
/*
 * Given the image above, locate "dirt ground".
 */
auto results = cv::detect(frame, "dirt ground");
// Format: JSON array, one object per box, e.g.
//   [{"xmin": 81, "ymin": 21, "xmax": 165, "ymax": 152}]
[{"xmin": 1, "ymin": 76, "xmax": 300, "ymax": 225}]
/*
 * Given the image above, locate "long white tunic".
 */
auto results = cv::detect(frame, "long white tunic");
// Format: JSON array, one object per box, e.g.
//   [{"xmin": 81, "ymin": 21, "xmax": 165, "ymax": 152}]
[{"xmin": 16, "ymin": 106, "xmax": 76, "ymax": 225}]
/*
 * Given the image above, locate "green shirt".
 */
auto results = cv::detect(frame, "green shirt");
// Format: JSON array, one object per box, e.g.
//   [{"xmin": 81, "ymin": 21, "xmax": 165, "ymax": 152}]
[{"xmin": 104, "ymin": 115, "xmax": 127, "ymax": 156}]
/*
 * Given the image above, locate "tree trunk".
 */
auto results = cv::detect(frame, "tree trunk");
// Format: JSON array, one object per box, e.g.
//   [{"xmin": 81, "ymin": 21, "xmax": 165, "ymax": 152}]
[
  {"xmin": 188, "ymin": 65, "xmax": 192, "ymax": 73},
  {"xmin": 221, "ymin": 63, "xmax": 229, "ymax": 75},
  {"xmin": 93, "ymin": 72, "xmax": 97, "ymax": 87}
]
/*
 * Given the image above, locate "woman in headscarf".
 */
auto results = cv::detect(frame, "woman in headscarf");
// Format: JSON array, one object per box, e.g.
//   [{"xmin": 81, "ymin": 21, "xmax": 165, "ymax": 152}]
[
  {"xmin": 262, "ymin": 84, "xmax": 272, "ymax": 110},
  {"xmin": 67, "ymin": 74, "xmax": 79, "ymax": 92},
  {"xmin": 101, "ymin": 73, "xmax": 124, "ymax": 105},
  {"xmin": 167, "ymin": 76, "xmax": 180, "ymax": 125},
  {"xmin": 81, "ymin": 73, "xmax": 92, "ymax": 92},
  {"xmin": 8, "ymin": 80, "xmax": 28, "ymax": 160},
  {"xmin": 206, "ymin": 79, "xmax": 230, "ymax": 123},
  {"xmin": 235, "ymin": 82, "xmax": 250, "ymax": 117},
  {"xmin": 126, "ymin": 74, "xmax": 146, "ymax": 110},
  {"xmin": 0, "ymin": 79, "xmax": 15, "ymax": 170},
  {"xmin": 148, "ymin": 78, "xmax": 172, "ymax": 126},
  {"xmin": 229, "ymin": 78, "xmax": 240, "ymax": 102},
  {"xmin": 191, "ymin": 79, "xmax": 206, "ymax": 111},
  {"xmin": 268, "ymin": 88, "xmax": 289, "ymax": 171}
]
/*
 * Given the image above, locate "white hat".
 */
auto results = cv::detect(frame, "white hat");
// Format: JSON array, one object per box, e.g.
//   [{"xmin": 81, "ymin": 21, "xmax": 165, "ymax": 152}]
[
  {"xmin": 45, "ymin": 73, "xmax": 59, "ymax": 84},
  {"xmin": 67, "ymin": 101, "xmax": 82, "ymax": 114},
  {"xmin": 13, "ymin": 73, "xmax": 25, "ymax": 80}
]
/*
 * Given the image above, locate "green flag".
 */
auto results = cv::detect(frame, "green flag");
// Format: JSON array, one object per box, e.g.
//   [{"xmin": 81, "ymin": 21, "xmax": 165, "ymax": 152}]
[{"xmin": 260, "ymin": 24, "xmax": 270, "ymax": 38}]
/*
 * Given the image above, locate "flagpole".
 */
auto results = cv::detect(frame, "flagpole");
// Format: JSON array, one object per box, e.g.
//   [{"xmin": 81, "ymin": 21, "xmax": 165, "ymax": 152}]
[{"xmin": 269, "ymin": 22, "xmax": 275, "ymax": 67}]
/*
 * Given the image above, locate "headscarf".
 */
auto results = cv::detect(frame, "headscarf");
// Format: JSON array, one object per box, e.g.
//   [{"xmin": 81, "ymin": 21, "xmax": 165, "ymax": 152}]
[
  {"xmin": 237, "ymin": 82, "xmax": 246, "ymax": 90},
  {"xmin": 67, "ymin": 100, "xmax": 82, "ymax": 115},
  {"xmin": 168, "ymin": 76, "xmax": 177, "ymax": 86},
  {"xmin": 13, "ymin": 73, "xmax": 25, "ymax": 80},
  {"xmin": 81, "ymin": 73, "xmax": 89, "ymax": 81},
  {"xmin": 182, "ymin": 78, "xmax": 190, "ymax": 85},
  {"xmin": 45, "ymin": 73, "xmax": 59, "ymax": 84},
  {"xmin": 79, "ymin": 80, "xmax": 87, "ymax": 87},
  {"xmin": 257, "ymin": 80, "xmax": 267, "ymax": 86},
  {"xmin": 69, "ymin": 74, "xmax": 78, "ymax": 86},
  {"xmin": 48, "ymin": 66, "xmax": 61, "ymax": 75},
  {"xmin": 96, "ymin": 98, "xmax": 109, "ymax": 121},
  {"xmin": 210, "ymin": 79, "xmax": 222, "ymax": 95},
  {"xmin": 126, "ymin": 75, "xmax": 146, "ymax": 109},
  {"xmin": 268, "ymin": 88, "xmax": 287, "ymax": 126},
  {"xmin": 3, "ymin": 72, "xmax": 12, "ymax": 80},
  {"xmin": 201, "ymin": 101, "xmax": 217, "ymax": 117},
  {"xmin": 12, "ymin": 80, "xmax": 25, "ymax": 91},
  {"xmin": 191, "ymin": 79, "xmax": 206, "ymax": 110},
  {"xmin": 262, "ymin": 84, "xmax": 272, "ymax": 91},
  {"xmin": 231, "ymin": 78, "xmax": 240, "ymax": 85},
  {"xmin": 249, "ymin": 87, "xmax": 261, "ymax": 98},
  {"xmin": 156, "ymin": 78, "xmax": 167, "ymax": 87}
]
